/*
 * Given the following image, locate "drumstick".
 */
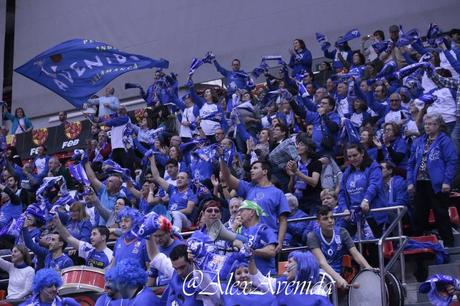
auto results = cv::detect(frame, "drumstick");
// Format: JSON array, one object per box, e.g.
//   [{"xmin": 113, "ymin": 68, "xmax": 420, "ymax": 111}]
[{"xmin": 347, "ymin": 282, "xmax": 360, "ymax": 289}]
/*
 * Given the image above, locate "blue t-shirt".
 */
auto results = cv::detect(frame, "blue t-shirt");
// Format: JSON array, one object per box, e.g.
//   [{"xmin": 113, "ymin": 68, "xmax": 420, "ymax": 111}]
[
  {"xmin": 45, "ymin": 253, "xmax": 74, "ymax": 271},
  {"xmin": 113, "ymin": 236, "xmax": 149, "ymax": 268},
  {"xmin": 237, "ymin": 181, "xmax": 290, "ymax": 232},
  {"xmin": 167, "ymin": 185, "xmax": 198, "ymax": 211},
  {"xmin": 95, "ymin": 294, "xmax": 127, "ymax": 306},
  {"xmin": 167, "ymin": 272, "xmax": 204, "ymax": 306},
  {"xmin": 78, "ymin": 241, "xmax": 113, "ymax": 269},
  {"xmin": 240, "ymin": 223, "xmax": 278, "ymax": 275},
  {"xmin": 128, "ymin": 287, "xmax": 161, "ymax": 306},
  {"xmin": 98, "ymin": 185, "xmax": 124, "ymax": 225},
  {"xmin": 344, "ymin": 169, "xmax": 369, "ymax": 209}
]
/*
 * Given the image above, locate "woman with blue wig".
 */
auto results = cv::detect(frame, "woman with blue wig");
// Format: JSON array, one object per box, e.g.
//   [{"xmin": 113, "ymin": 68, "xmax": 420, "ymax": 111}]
[
  {"xmin": 19, "ymin": 268, "xmax": 79, "ymax": 306},
  {"xmin": 219, "ymin": 257, "xmax": 277, "ymax": 306},
  {"xmin": 112, "ymin": 207, "xmax": 150, "ymax": 269},
  {"xmin": 249, "ymin": 250, "xmax": 333, "ymax": 306}
]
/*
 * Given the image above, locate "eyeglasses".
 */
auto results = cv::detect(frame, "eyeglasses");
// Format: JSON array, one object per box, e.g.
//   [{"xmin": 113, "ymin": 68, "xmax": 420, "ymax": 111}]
[
  {"xmin": 390, "ymin": 99, "xmax": 400, "ymax": 102},
  {"xmin": 205, "ymin": 208, "xmax": 220, "ymax": 214}
]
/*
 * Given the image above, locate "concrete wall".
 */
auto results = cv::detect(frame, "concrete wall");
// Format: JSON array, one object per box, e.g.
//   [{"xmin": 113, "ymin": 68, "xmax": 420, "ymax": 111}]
[
  {"xmin": 11, "ymin": 0, "xmax": 460, "ymax": 127},
  {"xmin": 0, "ymin": 2, "xmax": 6, "ymax": 96}
]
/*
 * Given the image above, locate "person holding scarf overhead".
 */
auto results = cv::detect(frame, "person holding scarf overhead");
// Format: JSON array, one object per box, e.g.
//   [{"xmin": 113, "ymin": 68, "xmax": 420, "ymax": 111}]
[
  {"xmin": 288, "ymin": 38, "xmax": 313, "ymax": 76},
  {"xmin": 407, "ymin": 113, "xmax": 457, "ymax": 247},
  {"xmin": 212, "ymin": 54, "xmax": 253, "ymax": 102}
]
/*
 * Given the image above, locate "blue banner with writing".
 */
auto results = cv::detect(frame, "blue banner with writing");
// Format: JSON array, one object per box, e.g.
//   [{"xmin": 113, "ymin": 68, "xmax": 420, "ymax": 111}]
[{"xmin": 15, "ymin": 39, "xmax": 169, "ymax": 108}]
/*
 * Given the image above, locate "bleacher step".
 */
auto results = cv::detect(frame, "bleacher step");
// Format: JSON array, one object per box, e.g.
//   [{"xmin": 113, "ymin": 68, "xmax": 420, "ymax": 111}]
[{"xmin": 428, "ymin": 262, "xmax": 460, "ymax": 278}]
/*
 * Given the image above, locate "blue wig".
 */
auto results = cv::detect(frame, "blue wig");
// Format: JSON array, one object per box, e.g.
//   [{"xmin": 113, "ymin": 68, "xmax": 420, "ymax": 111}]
[
  {"xmin": 32, "ymin": 268, "xmax": 63, "ymax": 294},
  {"xmin": 112, "ymin": 258, "xmax": 147, "ymax": 289},
  {"xmin": 105, "ymin": 266, "xmax": 116, "ymax": 282},
  {"xmin": 288, "ymin": 251, "xmax": 320, "ymax": 283},
  {"xmin": 117, "ymin": 207, "xmax": 143, "ymax": 226}
]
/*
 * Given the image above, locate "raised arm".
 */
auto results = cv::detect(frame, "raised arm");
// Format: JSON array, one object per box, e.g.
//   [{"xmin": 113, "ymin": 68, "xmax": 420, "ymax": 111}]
[
  {"xmin": 83, "ymin": 160, "xmax": 103, "ymax": 193},
  {"xmin": 149, "ymin": 155, "xmax": 170, "ymax": 191},
  {"xmin": 52, "ymin": 214, "xmax": 81, "ymax": 250},
  {"xmin": 219, "ymin": 157, "xmax": 240, "ymax": 191}
]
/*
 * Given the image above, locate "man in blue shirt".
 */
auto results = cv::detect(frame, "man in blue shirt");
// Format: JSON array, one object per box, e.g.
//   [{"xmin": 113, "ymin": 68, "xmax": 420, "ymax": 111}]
[
  {"xmin": 220, "ymin": 158, "xmax": 289, "ymax": 254},
  {"xmin": 149, "ymin": 155, "xmax": 197, "ymax": 231},
  {"xmin": 212, "ymin": 56, "xmax": 253, "ymax": 104},
  {"xmin": 112, "ymin": 207, "xmax": 149, "ymax": 269},
  {"xmin": 234, "ymin": 200, "xmax": 278, "ymax": 275},
  {"xmin": 23, "ymin": 229, "xmax": 73, "ymax": 271},
  {"xmin": 53, "ymin": 215, "xmax": 113, "ymax": 269},
  {"xmin": 84, "ymin": 161, "xmax": 125, "ymax": 225}
]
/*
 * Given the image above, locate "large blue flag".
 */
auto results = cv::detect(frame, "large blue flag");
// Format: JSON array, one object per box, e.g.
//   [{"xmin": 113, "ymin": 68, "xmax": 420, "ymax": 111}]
[{"xmin": 15, "ymin": 39, "xmax": 169, "ymax": 108}]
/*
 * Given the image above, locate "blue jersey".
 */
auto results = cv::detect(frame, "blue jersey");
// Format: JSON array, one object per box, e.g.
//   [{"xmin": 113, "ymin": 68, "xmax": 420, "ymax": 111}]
[
  {"xmin": 167, "ymin": 185, "xmax": 197, "ymax": 211},
  {"xmin": 44, "ymin": 253, "xmax": 74, "ymax": 271},
  {"xmin": 167, "ymin": 272, "xmax": 203, "ymax": 306},
  {"xmin": 139, "ymin": 198, "xmax": 154, "ymax": 215},
  {"xmin": 237, "ymin": 181, "xmax": 290, "ymax": 232},
  {"xmin": 78, "ymin": 241, "xmax": 113, "ymax": 269},
  {"xmin": 95, "ymin": 295, "xmax": 127, "ymax": 306},
  {"xmin": 128, "ymin": 287, "xmax": 161, "ymax": 306},
  {"xmin": 190, "ymin": 156, "xmax": 214, "ymax": 182},
  {"xmin": 240, "ymin": 223, "xmax": 278, "ymax": 275},
  {"xmin": 113, "ymin": 236, "xmax": 149, "ymax": 268},
  {"xmin": 313, "ymin": 226, "xmax": 346, "ymax": 273}
]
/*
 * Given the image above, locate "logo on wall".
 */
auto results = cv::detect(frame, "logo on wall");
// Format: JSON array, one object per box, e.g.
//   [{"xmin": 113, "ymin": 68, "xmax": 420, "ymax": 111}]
[
  {"xmin": 64, "ymin": 122, "xmax": 82, "ymax": 140},
  {"xmin": 32, "ymin": 128, "xmax": 49, "ymax": 145}
]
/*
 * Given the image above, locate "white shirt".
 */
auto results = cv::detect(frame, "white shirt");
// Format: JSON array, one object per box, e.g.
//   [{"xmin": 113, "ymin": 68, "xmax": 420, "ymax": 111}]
[
  {"xmin": 180, "ymin": 106, "xmax": 197, "ymax": 138},
  {"xmin": 427, "ymin": 88, "xmax": 457, "ymax": 123},
  {"xmin": 199, "ymin": 103, "xmax": 220, "ymax": 135},
  {"xmin": 110, "ymin": 122, "xmax": 128, "ymax": 149},
  {"xmin": 0, "ymin": 258, "xmax": 34, "ymax": 299},
  {"xmin": 34, "ymin": 156, "xmax": 47, "ymax": 174}
]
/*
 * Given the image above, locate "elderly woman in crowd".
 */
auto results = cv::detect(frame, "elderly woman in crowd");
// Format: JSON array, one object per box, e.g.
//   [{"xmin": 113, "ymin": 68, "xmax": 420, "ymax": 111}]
[{"xmin": 408, "ymin": 113, "xmax": 458, "ymax": 247}]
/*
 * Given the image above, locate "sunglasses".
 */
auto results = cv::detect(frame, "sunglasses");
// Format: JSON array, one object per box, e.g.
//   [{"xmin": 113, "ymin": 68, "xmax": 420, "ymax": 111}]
[{"xmin": 205, "ymin": 208, "xmax": 220, "ymax": 214}]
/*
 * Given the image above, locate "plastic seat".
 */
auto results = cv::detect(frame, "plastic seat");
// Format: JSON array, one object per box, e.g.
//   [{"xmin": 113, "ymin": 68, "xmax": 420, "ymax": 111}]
[
  {"xmin": 383, "ymin": 240, "xmax": 394, "ymax": 259},
  {"xmin": 278, "ymin": 261, "xmax": 287, "ymax": 275},
  {"xmin": 427, "ymin": 207, "xmax": 460, "ymax": 226},
  {"xmin": 403, "ymin": 235, "xmax": 438, "ymax": 256},
  {"xmin": 449, "ymin": 206, "xmax": 460, "ymax": 226}
]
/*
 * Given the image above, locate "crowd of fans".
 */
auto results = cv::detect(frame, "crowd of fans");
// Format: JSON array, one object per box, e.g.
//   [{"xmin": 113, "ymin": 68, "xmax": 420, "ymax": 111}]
[{"xmin": 0, "ymin": 23, "xmax": 460, "ymax": 305}]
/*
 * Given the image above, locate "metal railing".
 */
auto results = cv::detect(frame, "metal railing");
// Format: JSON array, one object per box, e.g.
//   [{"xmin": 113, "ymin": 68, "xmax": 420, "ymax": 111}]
[
  {"xmin": 0, "ymin": 206, "xmax": 407, "ymax": 306},
  {"xmin": 283, "ymin": 205, "xmax": 408, "ymax": 306}
]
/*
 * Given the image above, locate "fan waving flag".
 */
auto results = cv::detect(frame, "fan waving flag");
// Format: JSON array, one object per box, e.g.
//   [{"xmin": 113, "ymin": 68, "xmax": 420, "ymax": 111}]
[{"xmin": 15, "ymin": 39, "xmax": 169, "ymax": 108}]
